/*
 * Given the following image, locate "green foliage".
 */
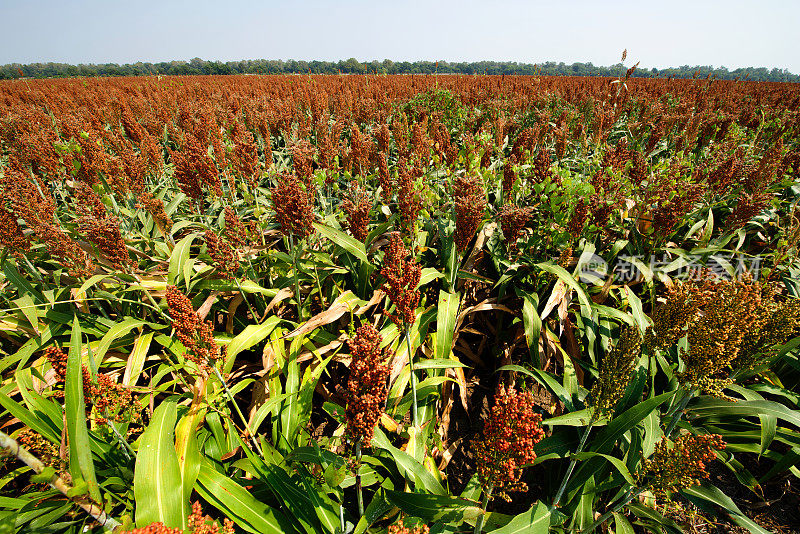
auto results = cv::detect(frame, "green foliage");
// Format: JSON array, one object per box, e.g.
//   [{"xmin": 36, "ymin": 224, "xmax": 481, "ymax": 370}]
[{"xmin": 0, "ymin": 74, "xmax": 799, "ymax": 534}]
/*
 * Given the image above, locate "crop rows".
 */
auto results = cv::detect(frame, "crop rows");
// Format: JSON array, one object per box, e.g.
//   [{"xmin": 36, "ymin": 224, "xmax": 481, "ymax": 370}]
[{"xmin": 0, "ymin": 73, "xmax": 799, "ymax": 533}]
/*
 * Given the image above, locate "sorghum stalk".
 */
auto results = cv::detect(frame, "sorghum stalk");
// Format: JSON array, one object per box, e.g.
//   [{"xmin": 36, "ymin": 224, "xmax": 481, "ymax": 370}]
[
  {"xmin": 289, "ymin": 234, "xmax": 303, "ymax": 321},
  {"xmin": 474, "ymin": 486, "xmax": 493, "ymax": 534},
  {"xmin": 580, "ymin": 487, "xmax": 637, "ymax": 533},
  {"xmin": 234, "ymin": 278, "xmax": 258, "ymax": 321},
  {"xmin": 405, "ymin": 326, "xmax": 420, "ymax": 428},
  {"xmin": 355, "ymin": 439, "xmax": 364, "ymax": 517},
  {"xmin": 213, "ymin": 366, "xmax": 263, "ymax": 455},
  {"xmin": 380, "ymin": 233, "xmax": 422, "ymax": 428},
  {"xmin": 555, "ymin": 327, "xmax": 642, "ymax": 506},
  {"xmin": 582, "ymin": 430, "xmax": 724, "ymax": 532},
  {"xmin": 663, "ymin": 387, "xmax": 696, "ymax": 439},
  {"xmin": 552, "ymin": 411, "xmax": 598, "ymax": 506},
  {"xmin": 0, "ymin": 431, "xmax": 121, "ymax": 532}
]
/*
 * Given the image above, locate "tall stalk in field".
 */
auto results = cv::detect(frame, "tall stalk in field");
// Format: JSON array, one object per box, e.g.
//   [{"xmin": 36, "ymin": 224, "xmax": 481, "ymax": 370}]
[
  {"xmin": 381, "ymin": 233, "xmax": 422, "ymax": 428},
  {"xmin": 344, "ymin": 324, "xmax": 390, "ymax": 519},
  {"xmin": 553, "ymin": 327, "xmax": 642, "ymax": 506},
  {"xmin": 472, "ymin": 386, "xmax": 544, "ymax": 533},
  {"xmin": 271, "ymin": 173, "xmax": 316, "ymax": 321}
]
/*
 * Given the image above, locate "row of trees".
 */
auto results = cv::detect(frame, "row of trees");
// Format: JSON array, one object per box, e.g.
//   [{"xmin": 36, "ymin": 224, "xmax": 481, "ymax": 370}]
[{"xmin": 2, "ymin": 57, "xmax": 797, "ymax": 82}]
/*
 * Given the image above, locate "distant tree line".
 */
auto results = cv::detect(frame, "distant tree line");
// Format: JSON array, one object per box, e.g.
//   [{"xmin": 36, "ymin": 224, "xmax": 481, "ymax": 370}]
[{"xmin": 1, "ymin": 57, "xmax": 797, "ymax": 82}]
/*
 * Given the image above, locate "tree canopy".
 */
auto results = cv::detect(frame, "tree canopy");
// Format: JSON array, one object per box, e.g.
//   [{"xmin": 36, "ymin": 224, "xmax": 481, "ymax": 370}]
[{"xmin": 1, "ymin": 58, "xmax": 797, "ymax": 82}]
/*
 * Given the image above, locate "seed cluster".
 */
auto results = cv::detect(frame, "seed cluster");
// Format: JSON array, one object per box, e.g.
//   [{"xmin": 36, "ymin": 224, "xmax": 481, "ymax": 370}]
[
  {"xmin": 0, "ymin": 206, "xmax": 29, "ymax": 255},
  {"xmin": 344, "ymin": 323, "xmax": 390, "ymax": 446},
  {"xmin": 73, "ymin": 183, "xmax": 132, "ymax": 269},
  {"xmin": 388, "ymin": 518, "xmax": 430, "ymax": 534},
  {"xmin": 169, "ymin": 134, "xmax": 220, "ymax": 201},
  {"xmin": 502, "ymin": 155, "xmax": 518, "ymax": 195},
  {"xmin": 499, "ymin": 203, "xmax": 532, "ymax": 252},
  {"xmin": 647, "ymin": 276, "xmax": 800, "ymax": 394},
  {"xmin": 381, "ymin": 233, "xmax": 421, "ymax": 326},
  {"xmin": 17, "ymin": 428, "xmax": 68, "ymax": 474},
  {"xmin": 453, "ymin": 172, "xmax": 486, "ymax": 252},
  {"xmin": 271, "ymin": 173, "xmax": 316, "ymax": 239},
  {"xmin": 397, "ymin": 160, "xmax": 423, "ymax": 235},
  {"xmin": 472, "ymin": 386, "xmax": 545, "ymax": 501},
  {"xmin": 83, "ymin": 369, "xmax": 141, "ymax": 425},
  {"xmin": 127, "ymin": 502, "xmax": 234, "ymax": 534},
  {"xmin": 204, "ymin": 230, "xmax": 238, "ymax": 279},
  {"xmin": 222, "ymin": 206, "xmax": 249, "ymax": 248},
  {"xmin": 590, "ymin": 327, "xmax": 643, "ymax": 417},
  {"xmin": 340, "ymin": 181, "xmax": 372, "ymax": 242},
  {"xmin": 44, "ymin": 346, "xmax": 68, "ymax": 379},
  {"xmin": 1, "ymin": 162, "xmax": 93, "ymax": 277},
  {"xmin": 567, "ymin": 199, "xmax": 589, "ymax": 239},
  {"xmin": 639, "ymin": 433, "xmax": 725, "ymax": 496},
  {"xmin": 44, "ymin": 346, "xmax": 140, "ymax": 425},
  {"xmin": 229, "ymin": 121, "xmax": 259, "ymax": 189},
  {"xmin": 137, "ymin": 193, "xmax": 173, "ymax": 235},
  {"xmin": 166, "ymin": 285, "xmax": 219, "ymax": 371}
]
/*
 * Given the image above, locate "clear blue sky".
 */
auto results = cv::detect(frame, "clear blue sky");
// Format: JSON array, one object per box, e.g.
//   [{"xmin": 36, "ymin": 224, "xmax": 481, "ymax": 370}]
[{"xmin": 1, "ymin": 0, "xmax": 798, "ymax": 72}]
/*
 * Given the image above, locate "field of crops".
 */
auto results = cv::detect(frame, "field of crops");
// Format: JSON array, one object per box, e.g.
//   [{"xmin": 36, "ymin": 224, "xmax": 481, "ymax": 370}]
[{"xmin": 1, "ymin": 73, "xmax": 799, "ymax": 533}]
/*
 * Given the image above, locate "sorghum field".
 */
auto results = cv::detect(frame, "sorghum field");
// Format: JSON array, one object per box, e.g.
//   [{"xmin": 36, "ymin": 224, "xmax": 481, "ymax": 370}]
[{"xmin": 1, "ymin": 73, "xmax": 799, "ymax": 534}]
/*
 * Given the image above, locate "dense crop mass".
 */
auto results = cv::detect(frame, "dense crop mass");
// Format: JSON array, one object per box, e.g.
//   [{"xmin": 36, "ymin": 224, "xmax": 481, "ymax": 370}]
[{"xmin": 0, "ymin": 72, "xmax": 799, "ymax": 533}]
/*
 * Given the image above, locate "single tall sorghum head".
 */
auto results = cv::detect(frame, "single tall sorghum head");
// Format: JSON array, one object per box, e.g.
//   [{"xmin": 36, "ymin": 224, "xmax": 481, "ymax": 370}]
[
  {"xmin": 381, "ymin": 233, "xmax": 421, "ymax": 326},
  {"xmin": 590, "ymin": 327, "xmax": 643, "ymax": 417},
  {"xmin": 453, "ymin": 172, "xmax": 486, "ymax": 252},
  {"xmin": 472, "ymin": 385, "xmax": 545, "ymax": 501},
  {"xmin": 344, "ymin": 323, "xmax": 390, "ymax": 446},
  {"xmin": 169, "ymin": 134, "xmax": 220, "ymax": 201},
  {"xmin": 137, "ymin": 193, "xmax": 173, "ymax": 235},
  {"xmin": 83, "ymin": 369, "xmax": 142, "ymax": 425},
  {"xmin": 340, "ymin": 181, "xmax": 372, "ymax": 242},
  {"xmin": 532, "ymin": 149, "xmax": 551, "ymax": 183},
  {"xmin": 397, "ymin": 160, "xmax": 423, "ymax": 236},
  {"xmin": 17, "ymin": 428, "xmax": 68, "ymax": 475},
  {"xmin": 291, "ymin": 140, "xmax": 315, "ymax": 180},
  {"xmin": 271, "ymin": 174, "xmax": 316, "ymax": 239},
  {"xmin": 639, "ymin": 433, "xmax": 725, "ymax": 497},
  {"xmin": 410, "ymin": 121, "xmax": 430, "ymax": 161},
  {"xmin": 375, "ymin": 123, "xmax": 391, "ymax": 153},
  {"xmin": 349, "ymin": 123, "xmax": 372, "ymax": 174},
  {"xmin": 166, "ymin": 285, "xmax": 219, "ymax": 372},
  {"xmin": 499, "ymin": 203, "xmax": 532, "ymax": 252},
  {"xmin": 502, "ymin": 155, "xmax": 518, "ymax": 196},
  {"xmin": 222, "ymin": 206, "xmax": 248, "ymax": 248},
  {"xmin": 229, "ymin": 121, "xmax": 259, "ymax": 189},
  {"xmin": 567, "ymin": 199, "xmax": 588, "ymax": 239},
  {"xmin": 377, "ymin": 152, "xmax": 393, "ymax": 200},
  {"xmin": 74, "ymin": 184, "xmax": 132, "ymax": 270},
  {"xmin": 44, "ymin": 346, "xmax": 68, "ymax": 380},
  {"xmin": 204, "ymin": 231, "xmax": 238, "ymax": 279}
]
